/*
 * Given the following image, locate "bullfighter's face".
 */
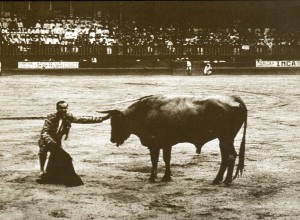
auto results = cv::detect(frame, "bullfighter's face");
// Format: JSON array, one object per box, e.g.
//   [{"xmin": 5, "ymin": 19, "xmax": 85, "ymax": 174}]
[{"xmin": 57, "ymin": 103, "xmax": 68, "ymax": 118}]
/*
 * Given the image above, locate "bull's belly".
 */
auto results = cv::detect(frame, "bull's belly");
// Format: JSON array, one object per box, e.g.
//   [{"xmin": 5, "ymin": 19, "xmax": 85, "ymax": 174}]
[{"xmin": 138, "ymin": 131, "xmax": 216, "ymax": 148}]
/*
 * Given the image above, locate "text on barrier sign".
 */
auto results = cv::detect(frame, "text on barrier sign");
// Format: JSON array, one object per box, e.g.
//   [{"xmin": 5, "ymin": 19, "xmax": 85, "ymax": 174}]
[
  {"xmin": 256, "ymin": 59, "xmax": 300, "ymax": 67},
  {"xmin": 18, "ymin": 62, "xmax": 79, "ymax": 69}
]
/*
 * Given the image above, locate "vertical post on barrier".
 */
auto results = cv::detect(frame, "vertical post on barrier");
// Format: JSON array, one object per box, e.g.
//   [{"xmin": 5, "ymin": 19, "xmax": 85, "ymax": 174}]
[
  {"xmin": 69, "ymin": 0, "xmax": 73, "ymax": 18},
  {"xmin": 154, "ymin": 44, "xmax": 158, "ymax": 56}
]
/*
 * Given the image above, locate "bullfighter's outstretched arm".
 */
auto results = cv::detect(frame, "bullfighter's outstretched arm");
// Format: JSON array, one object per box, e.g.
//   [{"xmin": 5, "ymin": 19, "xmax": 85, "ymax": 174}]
[{"xmin": 68, "ymin": 114, "xmax": 106, "ymax": 124}]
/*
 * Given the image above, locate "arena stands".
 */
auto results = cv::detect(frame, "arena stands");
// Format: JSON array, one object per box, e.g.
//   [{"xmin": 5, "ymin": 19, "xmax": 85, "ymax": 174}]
[
  {"xmin": 2, "ymin": 17, "xmax": 300, "ymax": 59},
  {"xmin": 1, "ymin": 2, "xmax": 300, "ymax": 60}
]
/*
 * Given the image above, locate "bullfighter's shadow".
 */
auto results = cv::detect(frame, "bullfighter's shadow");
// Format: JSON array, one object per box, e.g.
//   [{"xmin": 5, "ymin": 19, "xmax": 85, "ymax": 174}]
[{"xmin": 37, "ymin": 147, "xmax": 84, "ymax": 187}]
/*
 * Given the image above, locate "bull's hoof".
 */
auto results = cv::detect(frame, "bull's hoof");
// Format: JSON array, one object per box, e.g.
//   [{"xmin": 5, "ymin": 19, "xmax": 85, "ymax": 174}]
[
  {"xmin": 36, "ymin": 177, "xmax": 47, "ymax": 184},
  {"xmin": 161, "ymin": 176, "xmax": 172, "ymax": 182},
  {"xmin": 212, "ymin": 179, "xmax": 223, "ymax": 185},
  {"xmin": 220, "ymin": 182, "xmax": 231, "ymax": 187},
  {"xmin": 222, "ymin": 180, "xmax": 232, "ymax": 187},
  {"xmin": 148, "ymin": 177, "xmax": 158, "ymax": 183},
  {"xmin": 195, "ymin": 149, "xmax": 201, "ymax": 154}
]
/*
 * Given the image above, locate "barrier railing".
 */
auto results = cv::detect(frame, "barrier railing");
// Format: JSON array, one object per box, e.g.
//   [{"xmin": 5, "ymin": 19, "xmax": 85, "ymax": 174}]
[{"xmin": 1, "ymin": 44, "xmax": 300, "ymax": 57}]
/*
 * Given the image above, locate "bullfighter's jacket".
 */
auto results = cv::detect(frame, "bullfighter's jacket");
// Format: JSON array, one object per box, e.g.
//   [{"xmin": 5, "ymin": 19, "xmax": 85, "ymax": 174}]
[{"xmin": 39, "ymin": 112, "xmax": 103, "ymax": 146}]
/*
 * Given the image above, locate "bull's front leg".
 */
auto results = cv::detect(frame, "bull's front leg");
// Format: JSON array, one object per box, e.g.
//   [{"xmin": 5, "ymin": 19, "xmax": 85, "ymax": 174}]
[
  {"xmin": 162, "ymin": 146, "xmax": 172, "ymax": 182},
  {"xmin": 148, "ymin": 147, "xmax": 160, "ymax": 183},
  {"xmin": 195, "ymin": 145, "xmax": 203, "ymax": 154}
]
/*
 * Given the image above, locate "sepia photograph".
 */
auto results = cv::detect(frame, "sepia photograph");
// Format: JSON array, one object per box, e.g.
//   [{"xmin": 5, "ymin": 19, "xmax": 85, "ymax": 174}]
[{"xmin": 0, "ymin": 1, "xmax": 300, "ymax": 219}]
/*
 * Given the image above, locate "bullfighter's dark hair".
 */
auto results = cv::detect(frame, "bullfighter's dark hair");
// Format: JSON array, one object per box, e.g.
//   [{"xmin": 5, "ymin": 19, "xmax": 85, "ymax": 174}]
[{"xmin": 56, "ymin": 100, "xmax": 68, "ymax": 109}]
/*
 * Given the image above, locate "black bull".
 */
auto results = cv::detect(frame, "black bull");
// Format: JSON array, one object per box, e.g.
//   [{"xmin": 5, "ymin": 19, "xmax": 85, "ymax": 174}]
[{"xmin": 99, "ymin": 95, "xmax": 247, "ymax": 185}]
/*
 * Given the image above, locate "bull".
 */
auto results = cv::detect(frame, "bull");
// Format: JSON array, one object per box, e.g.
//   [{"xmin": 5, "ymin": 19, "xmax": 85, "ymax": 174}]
[{"xmin": 99, "ymin": 94, "xmax": 247, "ymax": 185}]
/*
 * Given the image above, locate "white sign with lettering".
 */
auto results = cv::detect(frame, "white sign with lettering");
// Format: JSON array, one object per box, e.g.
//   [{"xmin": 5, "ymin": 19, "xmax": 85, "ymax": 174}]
[
  {"xmin": 18, "ymin": 62, "xmax": 79, "ymax": 69},
  {"xmin": 256, "ymin": 59, "xmax": 300, "ymax": 67}
]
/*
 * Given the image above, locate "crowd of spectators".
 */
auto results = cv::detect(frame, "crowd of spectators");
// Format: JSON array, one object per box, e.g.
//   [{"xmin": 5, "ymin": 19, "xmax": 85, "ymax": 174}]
[
  {"xmin": 2, "ymin": 10, "xmax": 300, "ymax": 55},
  {"xmin": 1, "ymin": 11, "xmax": 118, "ymax": 46}
]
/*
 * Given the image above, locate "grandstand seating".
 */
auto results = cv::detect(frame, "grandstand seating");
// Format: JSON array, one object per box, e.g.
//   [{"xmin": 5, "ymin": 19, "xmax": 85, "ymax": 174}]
[{"xmin": 1, "ymin": 11, "xmax": 300, "ymax": 57}]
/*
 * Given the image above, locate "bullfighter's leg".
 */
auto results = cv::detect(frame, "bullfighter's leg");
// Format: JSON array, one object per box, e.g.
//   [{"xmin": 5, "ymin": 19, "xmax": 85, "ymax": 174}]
[
  {"xmin": 212, "ymin": 141, "xmax": 228, "ymax": 185},
  {"xmin": 38, "ymin": 145, "xmax": 48, "ymax": 176},
  {"xmin": 162, "ymin": 146, "xmax": 172, "ymax": 182},
  {"xmin": 149, "ymin": 147, "xmax": 160, "ymax": 183},
  {"xmin": 39, "ymin": 154, "xmax": 47, "ymax": 174}
]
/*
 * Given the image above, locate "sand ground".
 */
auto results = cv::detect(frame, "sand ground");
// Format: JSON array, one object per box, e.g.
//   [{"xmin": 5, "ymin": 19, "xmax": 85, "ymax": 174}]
[{"xmin": 0, "ymin": 74, "xmax": 299, "ymax": 219}]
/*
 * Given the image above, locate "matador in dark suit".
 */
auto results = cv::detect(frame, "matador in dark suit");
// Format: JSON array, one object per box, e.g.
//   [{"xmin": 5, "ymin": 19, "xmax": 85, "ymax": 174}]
[{"xmin": 37, "ymin": 100, "xmax": 108, "ymax": 185}]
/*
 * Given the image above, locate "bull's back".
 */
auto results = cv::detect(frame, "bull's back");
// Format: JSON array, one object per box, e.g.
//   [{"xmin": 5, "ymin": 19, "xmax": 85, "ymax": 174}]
[{"xmin": 126, "ymin": 94, "xmax": 245, "ymax": 124}]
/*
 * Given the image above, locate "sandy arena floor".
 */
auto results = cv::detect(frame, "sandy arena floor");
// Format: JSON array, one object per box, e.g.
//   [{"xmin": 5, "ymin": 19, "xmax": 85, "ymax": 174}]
[{"xmin": 0, "ymin": 74, "xmax": 299, "ymax": 219}]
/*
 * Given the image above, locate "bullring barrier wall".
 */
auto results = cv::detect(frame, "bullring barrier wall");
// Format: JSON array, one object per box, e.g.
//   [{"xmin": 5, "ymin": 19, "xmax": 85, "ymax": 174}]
[{"xmin": 1, "ymin": 60, "xmax": 300, "ymax": 75}]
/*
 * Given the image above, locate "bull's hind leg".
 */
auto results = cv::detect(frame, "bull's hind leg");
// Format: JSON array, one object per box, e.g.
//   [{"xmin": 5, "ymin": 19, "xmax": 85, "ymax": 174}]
[
  {"xmin": 223, "ymin": 142, "xmax": 237, "ymax": 186},
  {"xmin": 149, "ymin": 147, "xmax": 160, "ymax": 183},
  {"xmin": 213, "ymin": 139, "xmax": 237, "ymax": 185},
  {"xmin": 162, "ymin": 146, "xmax": 172, "ymax": 182},
  {"xmin": 212, "ymin": 143, "xmax": 228, "ymax": 185}
]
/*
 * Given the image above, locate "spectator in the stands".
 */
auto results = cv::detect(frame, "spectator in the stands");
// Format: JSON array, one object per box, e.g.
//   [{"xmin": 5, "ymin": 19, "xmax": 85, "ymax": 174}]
[{"xmin": 36, "ymin": 20, "xmax": 42, "ymax": 29}]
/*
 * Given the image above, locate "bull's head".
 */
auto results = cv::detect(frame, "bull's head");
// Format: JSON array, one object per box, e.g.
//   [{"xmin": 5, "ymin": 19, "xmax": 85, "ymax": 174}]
[{"xmin": 97, "ymin": 110, "xmax": 131, "ymax": 147}]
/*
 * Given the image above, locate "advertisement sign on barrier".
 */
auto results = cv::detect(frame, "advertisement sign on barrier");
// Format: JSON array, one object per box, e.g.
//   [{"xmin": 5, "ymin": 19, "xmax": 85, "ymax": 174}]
[
  {"xmin": 256, "ymin": 59, "xmax": 300, "ymax": 67},
  {"xmin": 18, "ymin": 62, "xmax": 79, "ymax": 69}
]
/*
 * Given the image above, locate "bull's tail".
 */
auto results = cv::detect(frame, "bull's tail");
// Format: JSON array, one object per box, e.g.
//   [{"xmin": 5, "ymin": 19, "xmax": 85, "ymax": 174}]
[{"xmin": 232, "ymin": 101, "xmax": 247, "ymax": 181}]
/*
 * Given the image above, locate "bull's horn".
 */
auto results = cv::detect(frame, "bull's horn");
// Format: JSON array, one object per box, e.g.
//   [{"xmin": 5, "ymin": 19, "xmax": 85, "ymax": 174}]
[{"xmin": 96, "ymin": 109, "xmax": 121, "ymax": 115}]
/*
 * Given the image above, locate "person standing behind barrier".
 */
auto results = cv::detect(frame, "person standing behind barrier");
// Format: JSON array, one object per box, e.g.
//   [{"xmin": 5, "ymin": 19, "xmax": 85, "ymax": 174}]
[
  {"xmin": 204, "ymin": 63, "xmax": 213, "ymax": 75},
  {"xmin": 186, "ymin": 59, "xmax": 192, "ymax": 75}
]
